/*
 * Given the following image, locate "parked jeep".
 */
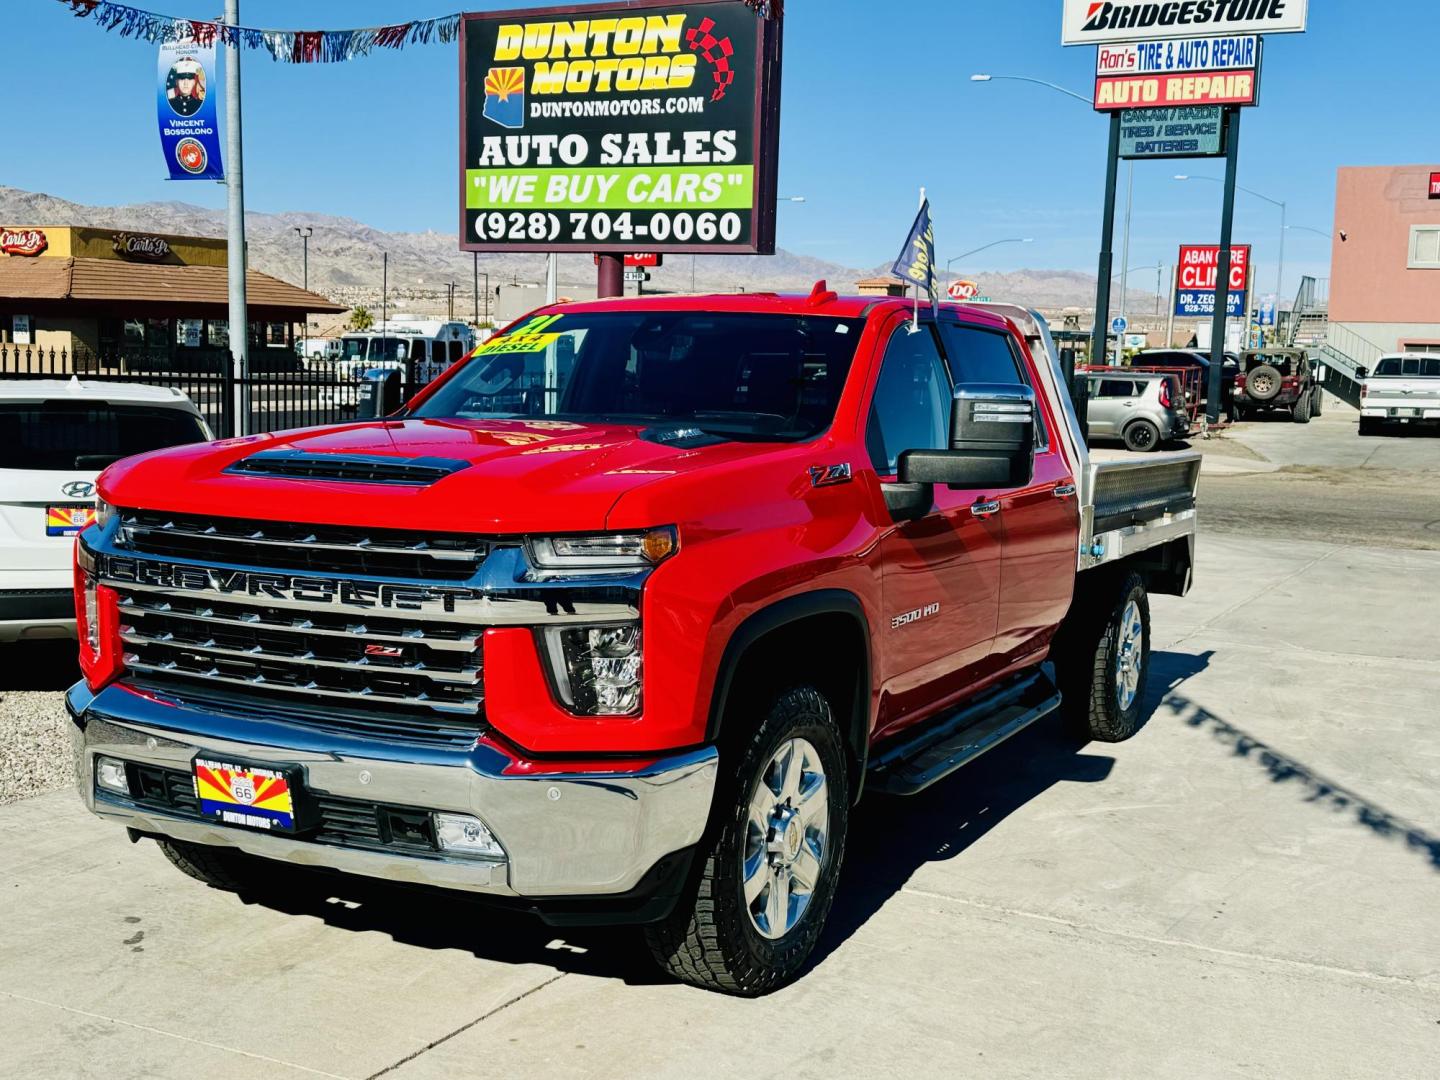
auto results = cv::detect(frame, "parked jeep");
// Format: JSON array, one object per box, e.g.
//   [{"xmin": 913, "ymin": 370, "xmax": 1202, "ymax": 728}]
[{"xmin": 1231, "ymin": 348, "xmax": 1323, "ymax": 423}]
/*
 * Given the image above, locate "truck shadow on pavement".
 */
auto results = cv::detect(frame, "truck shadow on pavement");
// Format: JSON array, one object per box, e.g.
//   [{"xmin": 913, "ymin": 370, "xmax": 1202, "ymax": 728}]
[
  {"xmin": 811, "ymin": 650, "xmax": 1212, "ymax": 971},
  {"xmin": 213, "ymin": 651, "xmax": 1226, "ymax": 989},
  {"xmin": 1157, "ymin": 687, "xmax": 1440, "ymax": 873}
]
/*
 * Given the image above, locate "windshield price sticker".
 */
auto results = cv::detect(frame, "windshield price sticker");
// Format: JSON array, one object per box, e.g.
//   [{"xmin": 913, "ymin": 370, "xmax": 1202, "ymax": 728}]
[
  {"xmin": 473, "ymin": 314, "xmax": 565, "ymax": 355},
  {"xmin": 460, "ymin": 1, "xmax": 781, "ymax": 254}
]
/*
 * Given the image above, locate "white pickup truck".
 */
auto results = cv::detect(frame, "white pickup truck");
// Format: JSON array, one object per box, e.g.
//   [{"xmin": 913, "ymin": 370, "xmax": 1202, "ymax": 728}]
[
  {"xmin": 0, "ymin": 380, "xmax": 210, "ymax": 642},
  {"xmin": 1359, "ymin": 353, "xmax": 1440, "ymax": 435}
]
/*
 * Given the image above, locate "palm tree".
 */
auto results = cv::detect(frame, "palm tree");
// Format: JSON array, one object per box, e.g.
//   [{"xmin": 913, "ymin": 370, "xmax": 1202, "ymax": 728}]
[{"xmin": 347, "ymin": 306, "xmax": 374, "ymax": 331}]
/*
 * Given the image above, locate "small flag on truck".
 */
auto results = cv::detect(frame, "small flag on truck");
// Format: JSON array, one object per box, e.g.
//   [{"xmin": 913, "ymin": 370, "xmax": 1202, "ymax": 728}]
[{"xmin": 892, "ymin": 195, "xmax": 938, "ymax": 327}]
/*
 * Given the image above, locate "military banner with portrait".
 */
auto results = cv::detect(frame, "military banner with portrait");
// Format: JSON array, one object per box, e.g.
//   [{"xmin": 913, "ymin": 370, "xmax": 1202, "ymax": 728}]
[{"xmin": 157, "ymin": 32, "xmax": 224, "ymax": 180}]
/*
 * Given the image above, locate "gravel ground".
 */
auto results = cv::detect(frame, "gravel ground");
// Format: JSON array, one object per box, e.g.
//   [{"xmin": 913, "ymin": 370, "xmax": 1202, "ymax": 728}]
[{"xmin": 0, "ymin": 642, "xmax": 80, "ymax": 807}]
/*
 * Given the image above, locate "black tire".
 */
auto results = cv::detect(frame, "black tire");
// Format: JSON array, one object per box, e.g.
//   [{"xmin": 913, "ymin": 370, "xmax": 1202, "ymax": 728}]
[
  {"xmin": 1056, "ymin": 571, "xmax": 1151, "ymax": 744},
  {"xmin": 157, "ymin": 838, "xmax": 256, "ymax": 892},
  {"xmin": 1122, "ymin": 419, "xmax": 1161, "ymax": 453},
  {"xmin": 644, "ymin": 685, "xmax": 850, "ymax": 996},
  {"xmin": 1292, "ymin": 392, "xmax": 1312, "ymax": 424},
  {"xmin": 1230, "ymin": 404, "xmax": 1245, "ymax": 423},
  {"xmin": 1358, "ymin": 416, "xmax": 1381, "ymax": 437},
  {"xmin": 1245, "ymin": 363, "xmax": 1283, "ymax": 402},
  {"xmin": 1311, "ymin": 388, "xmax": 1324, "ymax": 416}
]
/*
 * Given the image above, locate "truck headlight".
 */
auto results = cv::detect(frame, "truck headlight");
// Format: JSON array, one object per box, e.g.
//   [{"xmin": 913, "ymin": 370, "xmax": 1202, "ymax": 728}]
[
  {"xmin": 526, "ymin": 527, "xmax": 676, "ymax": 576},
  {"xmin": 543, "ymin": 624, "xmax": 642, "ymax": 715}
]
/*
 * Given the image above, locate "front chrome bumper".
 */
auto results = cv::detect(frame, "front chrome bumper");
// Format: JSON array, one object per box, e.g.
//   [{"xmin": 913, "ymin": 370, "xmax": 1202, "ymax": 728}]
[{"xmin": 67, "ymin": 681, "xmax": 718, "ymax": 898}]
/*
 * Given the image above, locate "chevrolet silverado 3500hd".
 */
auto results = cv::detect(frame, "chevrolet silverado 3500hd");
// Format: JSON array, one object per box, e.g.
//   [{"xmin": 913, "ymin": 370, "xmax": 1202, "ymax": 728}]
[{"xmin": 68, "ymin": 289, "xmax": 1198, "ymax": 995}]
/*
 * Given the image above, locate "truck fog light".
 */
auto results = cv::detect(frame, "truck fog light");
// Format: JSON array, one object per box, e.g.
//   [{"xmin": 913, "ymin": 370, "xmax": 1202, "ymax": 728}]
[
  {"xmin": 544, "ymin": 625, "xmax": 642, "ymax": 715},
  {"xmin": 434, "ymin": 813, "xmax": 504, "ymax": 858},
  {"xmin": 96, "ymin": 756, "xmax": 130, "ymax": 796}
]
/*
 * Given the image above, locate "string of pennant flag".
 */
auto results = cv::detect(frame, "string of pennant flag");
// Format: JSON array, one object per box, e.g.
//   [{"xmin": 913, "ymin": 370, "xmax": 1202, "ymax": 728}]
[{"xmin": 54, "ymin": 0, "xmax": 781, "ymax": 63}]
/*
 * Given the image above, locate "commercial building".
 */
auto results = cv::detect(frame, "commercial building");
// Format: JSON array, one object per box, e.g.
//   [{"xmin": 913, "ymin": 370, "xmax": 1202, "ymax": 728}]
[
  {"xmin": 1329, "ymin": 165, "xmax": 1440, "ymax": 356},
  {"xmin": 0, "ymin": 225, "xmax": 343, "ymax": 371}
]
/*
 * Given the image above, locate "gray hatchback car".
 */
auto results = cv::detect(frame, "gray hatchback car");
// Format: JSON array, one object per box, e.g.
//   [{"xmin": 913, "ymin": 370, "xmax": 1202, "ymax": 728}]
[{"xmin": 1086, "ymin": 371, "xmax": 1190, "ymax": 452}]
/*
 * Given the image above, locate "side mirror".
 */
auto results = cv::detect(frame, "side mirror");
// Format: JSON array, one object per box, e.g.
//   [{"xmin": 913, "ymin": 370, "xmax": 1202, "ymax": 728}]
[{"xmin": 899, "ymin": 384, "xmax": 1036, "ymax": 490}]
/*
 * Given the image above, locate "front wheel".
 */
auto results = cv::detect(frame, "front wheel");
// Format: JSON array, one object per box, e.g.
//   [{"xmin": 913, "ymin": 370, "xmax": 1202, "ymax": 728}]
[
  {"xmin": 158, "ymin": 838, "xmax": 259, "ymax": 892},
  {"xmin": 645, "ymin": 685, "xmax": 850, "ymax": 996}
]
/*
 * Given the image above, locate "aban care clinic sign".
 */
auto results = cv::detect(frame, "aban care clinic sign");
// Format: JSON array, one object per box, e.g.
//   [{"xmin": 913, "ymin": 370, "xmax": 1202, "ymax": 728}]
[
  {"xmin": 1175, "ymin": 243, "xmax": 1251, "ymax": 317},
  {"xmin": 460, "ymin": 0, "xmax": 781, "ymax": 254},
  {"xmin": 1063, "ymin": 0, "xmax": 1307, "ymax": 46},
  {"xmin": 1095, "ymin": 35, "xmax": 1260, "ymax": 110}
]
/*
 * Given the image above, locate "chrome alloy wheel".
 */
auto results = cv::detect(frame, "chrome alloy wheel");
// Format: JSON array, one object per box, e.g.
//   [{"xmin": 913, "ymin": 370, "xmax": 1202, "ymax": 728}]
[
  {"xmin": 1116, "ymin": 598, "xmax": 1145, "ymax": 710},
  {"xmin": 742, "ymin": 737, "xmax": 829, "ymax": 940}
]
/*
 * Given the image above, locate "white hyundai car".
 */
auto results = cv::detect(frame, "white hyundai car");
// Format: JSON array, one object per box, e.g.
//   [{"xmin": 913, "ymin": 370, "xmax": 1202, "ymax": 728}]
[{"xmin": 0, "ymin": 379, "xmax": 211, "ymax": 642}]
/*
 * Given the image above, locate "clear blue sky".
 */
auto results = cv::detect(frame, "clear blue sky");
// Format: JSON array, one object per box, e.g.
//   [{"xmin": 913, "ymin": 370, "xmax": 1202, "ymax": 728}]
[{"xmin": 3, "ymin": 0, "xmax": 1435, "ymax": 296}]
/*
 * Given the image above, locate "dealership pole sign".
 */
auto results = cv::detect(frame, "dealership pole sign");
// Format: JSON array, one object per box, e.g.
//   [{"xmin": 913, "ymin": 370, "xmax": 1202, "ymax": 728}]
[
  {"xmin": 460, "ymin": 0, "xmax": 782, "ymax": 254},
  {"xmin": 1063, "ymin": 0, "xmax": 1307, "ymax": 45},
  {"xmin": 1095, "ymin": 36, "xmax": 1260, "ymax": 110},
  {"xmin": 1175, "ymin": 243, "xmax": 1250, "ymax": 317}
]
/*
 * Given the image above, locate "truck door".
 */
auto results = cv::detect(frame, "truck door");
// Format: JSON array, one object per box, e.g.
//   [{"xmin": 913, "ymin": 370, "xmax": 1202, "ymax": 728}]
[
  {"xmin": 867, "ymin": 318, "xmax": 1004, "ymax": 741},
  {"xmin": 939, "ymin": 321, "xmax": 1080, "ymax": 671}
]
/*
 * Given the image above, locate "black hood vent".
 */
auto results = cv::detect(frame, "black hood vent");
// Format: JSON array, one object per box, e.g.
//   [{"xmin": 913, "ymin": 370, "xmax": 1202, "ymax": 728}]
[{"xmin": 226, "ymin": 449, "xmax": 470, "ymax": 486}]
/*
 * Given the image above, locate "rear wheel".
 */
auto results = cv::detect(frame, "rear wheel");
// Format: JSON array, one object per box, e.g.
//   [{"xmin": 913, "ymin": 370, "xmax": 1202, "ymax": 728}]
[
  {"xmin": 1358, "ymin": 416, "xmax": 1381, "ymax": 437},
  {"xmin": 1311, "ymin": 388, "xmax": 1324, "ymax": 416},
  {"xmin": 1231, "ymin": 403, "xmax": 1246, "ymax": 422},
  {"xmin": 1056, "ymin": 571, "xmax": 1151, "ymax": 743},
  {"xmin": 645, "ymin": 685, "xmax": 850, "ymax": 996},
  {"xmin": 1123, "ymin": 419, "xmax": 1161, "ymax": 453},
  {"xmin": 1293, "ymin": 392, "xmax": 1312, "ymax": 424}
]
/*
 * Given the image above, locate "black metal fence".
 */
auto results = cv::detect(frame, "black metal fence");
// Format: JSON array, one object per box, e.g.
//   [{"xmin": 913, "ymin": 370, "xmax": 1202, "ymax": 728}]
[{"xmin": 0, "ymin": 345, "xmax": 400, "ymax": 438}]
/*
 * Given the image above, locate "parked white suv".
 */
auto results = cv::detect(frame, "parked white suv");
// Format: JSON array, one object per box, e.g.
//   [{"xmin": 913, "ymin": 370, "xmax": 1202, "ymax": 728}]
[{"xmin": 0, "ymin": 380, "xmax": 210, "ymax": 642}]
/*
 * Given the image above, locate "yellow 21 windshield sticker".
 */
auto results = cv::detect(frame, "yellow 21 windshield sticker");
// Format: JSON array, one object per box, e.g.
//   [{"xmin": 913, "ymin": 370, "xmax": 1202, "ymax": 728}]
[{"xmin": 473, "ymin": 314, "xmax": 564, "ymax": 356}]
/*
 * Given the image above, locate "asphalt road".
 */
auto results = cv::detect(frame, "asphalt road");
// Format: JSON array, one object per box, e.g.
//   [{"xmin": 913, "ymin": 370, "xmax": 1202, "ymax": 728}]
[{"xmin": 1194, "ymin": 402, "xmax": 1440, "ymax": 550}]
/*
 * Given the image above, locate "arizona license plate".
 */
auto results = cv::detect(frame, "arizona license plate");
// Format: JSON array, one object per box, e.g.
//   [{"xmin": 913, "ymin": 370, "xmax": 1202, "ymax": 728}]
[
  {"xmin": 194, "ymin": 757, "xmax": 299, "ymax": 832},
  {"xmin": 46, "ymin": 504, "xmax": 96, "ymax": 536}
]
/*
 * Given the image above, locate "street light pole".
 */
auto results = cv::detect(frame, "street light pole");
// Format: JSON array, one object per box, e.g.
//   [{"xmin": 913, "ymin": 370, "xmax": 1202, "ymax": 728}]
[
  {"xmin": 1174, "ymin": 173, "xmax": 1286, "ymax": 314},
  {"xmin": 224, "ymin": 0, "xmax": 247, "ymax": 437},
  {"xmin": 293, "ymin": 226, "xmax": 311, "ymax": 359},
  {"xmin": 945, "ymin": 238, "xmax": 1034, "ymax": 276}
]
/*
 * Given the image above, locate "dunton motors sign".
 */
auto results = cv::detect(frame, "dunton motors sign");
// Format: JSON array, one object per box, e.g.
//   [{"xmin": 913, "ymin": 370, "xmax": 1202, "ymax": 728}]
[{"xmin": 1062, "ymin": 0, "xmax": 1307, "ymax": 45}]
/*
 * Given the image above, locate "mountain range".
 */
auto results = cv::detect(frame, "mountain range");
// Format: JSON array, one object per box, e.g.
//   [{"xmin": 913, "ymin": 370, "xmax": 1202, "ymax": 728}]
[{"xmin": 0, "ymin": 186, "xmax": 1163, "ymax": 315}]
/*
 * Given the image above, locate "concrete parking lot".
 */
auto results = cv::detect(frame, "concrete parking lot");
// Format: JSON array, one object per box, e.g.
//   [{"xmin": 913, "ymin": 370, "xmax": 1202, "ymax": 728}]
[{"xmin": 2, "ymin": 406, "xmax": 1437, "ymax": 1079}]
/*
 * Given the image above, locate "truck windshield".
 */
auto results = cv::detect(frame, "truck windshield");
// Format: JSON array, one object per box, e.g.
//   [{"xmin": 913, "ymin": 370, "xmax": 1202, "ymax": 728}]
[
  {"xmin": 412, "ymin": 310, "xmax": 866, "ymax": 441},
  {"xmin": 0, "ymin": 402, "xmax": 209, "ymax": 471}
]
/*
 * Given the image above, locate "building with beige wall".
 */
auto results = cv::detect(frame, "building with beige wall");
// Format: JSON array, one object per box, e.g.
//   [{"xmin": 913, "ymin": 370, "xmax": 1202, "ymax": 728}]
[
  {"xmin": 1330, "ymin": 165, "xmax": 1440, "ymax": 355},
  {"xmin": 0, "ymin": 225, "xmax": 341, "ymax": 371}
]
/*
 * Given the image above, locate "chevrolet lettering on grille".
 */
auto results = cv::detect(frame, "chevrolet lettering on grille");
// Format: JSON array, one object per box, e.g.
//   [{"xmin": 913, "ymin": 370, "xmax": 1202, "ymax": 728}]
[{"xmin": 102, "ymin": 555, "xmax": 480, "ymax": 614}]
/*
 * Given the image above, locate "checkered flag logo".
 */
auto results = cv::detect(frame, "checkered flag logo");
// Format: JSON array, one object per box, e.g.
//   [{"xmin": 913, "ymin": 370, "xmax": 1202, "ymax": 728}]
[{"xmin": 685, "ymin": 17, "xmax": 736, "ymax": 102}]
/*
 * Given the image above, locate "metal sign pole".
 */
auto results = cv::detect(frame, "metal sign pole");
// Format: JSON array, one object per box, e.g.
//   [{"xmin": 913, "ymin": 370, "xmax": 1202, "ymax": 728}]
[
  {"xmin": 223, "ymin": 0, "xmax": 248, "ymax": 438},
  {"xmin": 1207, "ymin": 107, "xmax": 1242, "ymax": 425},
  {"xmin": 597, "ymin": 255, "xmax": 623, "ymax": 299},
  {"xmin": 1086, "ymin": 111, "xmax": 1122, "ymax": 429}
]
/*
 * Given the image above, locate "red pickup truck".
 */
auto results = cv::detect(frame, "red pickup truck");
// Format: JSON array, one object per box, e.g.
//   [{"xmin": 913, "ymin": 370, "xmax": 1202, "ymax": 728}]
[{"xmin": 68, "ymin": 290, "xmax": 1199, "ymax": 995}]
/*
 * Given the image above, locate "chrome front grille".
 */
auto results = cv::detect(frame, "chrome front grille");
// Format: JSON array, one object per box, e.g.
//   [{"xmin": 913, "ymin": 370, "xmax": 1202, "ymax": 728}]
[
  {"xmin": 118, "ymin": 590, "xmax": 485, "ymax": 718},
  {"xmin": 118, "ymin": 511, "xmax": 487, "ymax": 580}
]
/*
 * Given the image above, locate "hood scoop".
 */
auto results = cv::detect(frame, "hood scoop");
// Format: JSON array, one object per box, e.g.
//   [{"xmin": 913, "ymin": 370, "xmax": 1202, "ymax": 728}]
[{"xmin": 226, "ymin": 449, "xmax": 471, "ymax": 486}]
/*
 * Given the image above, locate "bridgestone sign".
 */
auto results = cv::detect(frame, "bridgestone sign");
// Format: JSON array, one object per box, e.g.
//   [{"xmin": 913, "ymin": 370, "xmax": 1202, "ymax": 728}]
[{"xmin": 1062, "ymin": 0, "xmax": 1308, "ymax": 45}]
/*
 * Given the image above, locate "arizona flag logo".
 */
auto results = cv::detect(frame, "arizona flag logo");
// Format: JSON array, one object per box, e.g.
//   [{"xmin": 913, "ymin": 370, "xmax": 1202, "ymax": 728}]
[
  {"xmin": 483, "ymin": 67, "xmax": 525, "ymax": 129},
  {"xmin": 195, "ymin": 759, "xmax": 295, "ymax": 830}
]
